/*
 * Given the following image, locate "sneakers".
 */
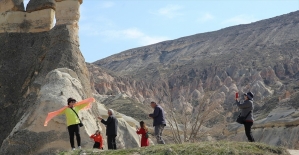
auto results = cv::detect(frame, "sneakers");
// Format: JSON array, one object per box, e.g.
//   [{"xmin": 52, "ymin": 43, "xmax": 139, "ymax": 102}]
[{"xmin": 72, "ymin": 146, "xmax": 81, "ymax": 151}]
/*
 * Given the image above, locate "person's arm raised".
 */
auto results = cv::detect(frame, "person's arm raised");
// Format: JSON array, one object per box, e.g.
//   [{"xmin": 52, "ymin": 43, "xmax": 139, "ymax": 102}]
[
  {"xmin": 74, "ymin": 98, "xmax": 95, "ymax": 110},
  {"xmin": 100, "ymin": 116, "xmax": 112, "ymax": 125},
  {"xmin": 90, "ymin": 134, "xmax": 94, "ymax": 139},
  {"xmin": 236, "ymin": 100, "xmax": 251, "ymax": 109}
]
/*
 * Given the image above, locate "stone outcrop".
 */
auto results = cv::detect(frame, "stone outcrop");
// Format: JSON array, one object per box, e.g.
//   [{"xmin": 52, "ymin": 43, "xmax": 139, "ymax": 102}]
[
  {"xmin": 0, "ymin": 0, "xmax": 142, "ymax": 154},
  {"xmin": 26, "ymin": 0, "xmax": 56, "ymax": 13},
  {"xmin": 0, "ymin": 68, "xmax": 96, "ymax": 154},
  {"xmin": 0, "ymin": 19, "xmax": 93, "ymax": 153},
  {"xmin": 0, "ymin": 0, "xmax": 81, "ymax": 33},
  {"xmin": 0, "ymin": 0, "xmax": 25, "ymax": 12},
  {"xmin": 55, "ymin": 0, "xmax": 81, "ymax": 26},
  {"xmin": 90, "ymin": 11, "xmax": 299, "ymax": 148},
  {"xmin": 0, "ymin": 9, "xmax": 56, "ymax": 33}
]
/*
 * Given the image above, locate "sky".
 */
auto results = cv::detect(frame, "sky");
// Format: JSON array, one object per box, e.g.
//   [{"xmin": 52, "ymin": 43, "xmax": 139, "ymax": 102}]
[{"xmin": 23, "ymin": 0, "xmax": 299, "ymax": 63}]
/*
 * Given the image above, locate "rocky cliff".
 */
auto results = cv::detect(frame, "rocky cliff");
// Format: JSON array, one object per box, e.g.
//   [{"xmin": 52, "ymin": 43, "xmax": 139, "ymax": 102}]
[
  {"xmin": 91, "ymin": 11, "xmax": 299, "ymax": 148},
  {"xmin": 0, "ymin": 0, "xmax": 141, "ymax": 154}
]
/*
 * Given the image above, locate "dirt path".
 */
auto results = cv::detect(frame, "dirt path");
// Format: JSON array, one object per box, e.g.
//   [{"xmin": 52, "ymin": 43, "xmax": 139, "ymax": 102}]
[{"xmin": 288, "ymin": 150, "xmax": 299, "ymax": 155}]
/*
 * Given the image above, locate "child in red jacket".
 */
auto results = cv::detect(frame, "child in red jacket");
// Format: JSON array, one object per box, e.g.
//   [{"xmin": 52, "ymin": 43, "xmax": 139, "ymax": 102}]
[
  {"xmin": 136, "ymin": 121, "xmax": 150, "ymax": 147},
  {"xmin": 90, "ymin": 130, "xmax": 103, "ymax": 149}
]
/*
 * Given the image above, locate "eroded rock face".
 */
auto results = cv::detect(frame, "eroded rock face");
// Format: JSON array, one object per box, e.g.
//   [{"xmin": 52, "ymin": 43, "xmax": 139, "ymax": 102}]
[
  {"xmin": 55, "ymin": 0, "xmax": 80, "ymax": 25},
  {"xmin": 26, "ymin": 0, "xmax": 56, "ymax": 13},
  {"xmin": 0, "ymin": 0, "xmax": 56, "ymax": 33},
  {"xmin": 0, "ymin": 0, "xmax": 82, "ymax": 33},
  {"xmin": 0, "ymin": 22, "xmax": 93, "ymax": 153},
  {"xmin": 90, "ymin": 11, "xmax": 299, "ymax": 148},
  {"xmin": 0, "ymin": 1, "xmax": 143, "ymax": 153},
  {"xmin": 0, "ymin": 0, "xmax": 25, "ymax": 12},
  {"xmin": 0, "ymin": 9, "xmax": 56, "ymax": 33},
  {"xmin": 0, "ymin": 68, "xmax": 141, "ymax": 154},
  {"xmin": 0, "ymin": 68, "xmax": 96, "ymax": 154}
]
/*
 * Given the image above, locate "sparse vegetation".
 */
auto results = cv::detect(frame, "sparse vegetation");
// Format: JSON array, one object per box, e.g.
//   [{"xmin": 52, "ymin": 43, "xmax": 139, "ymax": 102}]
[
  {"xmin": 60, "ymin": 141, "xmax": 290, "ymax": 155},
  {"xmin": 102, "ymin": 96, "xmax": 152, "ymax": 124},
  {"xmin": 165, "ymin": 91, "xmax": 226, "ymax": 144}
]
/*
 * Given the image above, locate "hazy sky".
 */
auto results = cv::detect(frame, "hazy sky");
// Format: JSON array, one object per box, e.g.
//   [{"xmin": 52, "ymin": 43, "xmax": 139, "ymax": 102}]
[{"xmin": 24, "ymin": 0, "xmax": 299, "ymax": 62}]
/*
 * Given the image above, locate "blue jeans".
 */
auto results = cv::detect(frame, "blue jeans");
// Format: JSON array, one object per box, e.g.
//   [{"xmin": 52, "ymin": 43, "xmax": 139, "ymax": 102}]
[{"xmin": 154, "ymin": 124, "xmax": 165, "ymax": 144}]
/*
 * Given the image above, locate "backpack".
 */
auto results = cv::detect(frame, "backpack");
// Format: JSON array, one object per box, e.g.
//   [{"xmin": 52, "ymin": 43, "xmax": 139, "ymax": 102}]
[{"xmin": 145, "ymin": 131, "xmax": 149, "ymax": 139}]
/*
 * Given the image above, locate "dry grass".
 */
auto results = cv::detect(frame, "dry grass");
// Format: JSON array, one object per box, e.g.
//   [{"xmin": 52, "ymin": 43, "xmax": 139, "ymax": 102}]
[{"xmin": 60, "ymin": 141, "xmax": 290, "ymax": 155}]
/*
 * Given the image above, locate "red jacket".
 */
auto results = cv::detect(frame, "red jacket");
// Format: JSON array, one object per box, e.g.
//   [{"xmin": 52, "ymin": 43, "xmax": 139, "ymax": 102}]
[
  {"xmin": 90, "ymin": 134, "xmax": 103, "ymax": 149},
  {"xmin": 136, "ymin": 128, "xmax": 149, "ymax": 147}
]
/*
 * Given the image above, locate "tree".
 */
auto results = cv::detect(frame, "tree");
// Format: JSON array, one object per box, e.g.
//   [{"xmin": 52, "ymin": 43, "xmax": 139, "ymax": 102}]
[{"xmin": 164, "ymin": 91, "xmax": 226, "ymax": 144}]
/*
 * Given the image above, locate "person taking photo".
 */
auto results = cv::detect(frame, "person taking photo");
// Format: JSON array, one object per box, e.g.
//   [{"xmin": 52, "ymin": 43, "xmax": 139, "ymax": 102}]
[{"xmin": 236, "ymin": 92, "xmax": 255, "ymax": 142}]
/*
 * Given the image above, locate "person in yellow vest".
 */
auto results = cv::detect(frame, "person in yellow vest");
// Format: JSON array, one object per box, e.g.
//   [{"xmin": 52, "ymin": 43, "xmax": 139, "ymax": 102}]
[{"xmin": 60, "ymin": 98, "xmax": 89, "ymax": 150}]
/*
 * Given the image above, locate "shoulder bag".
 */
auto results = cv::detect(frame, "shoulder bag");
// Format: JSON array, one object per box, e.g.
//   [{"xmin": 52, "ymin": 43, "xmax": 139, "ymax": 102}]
[{"xmin": 70, "ymin": 108, "xmax": 83, "ymax": 127}]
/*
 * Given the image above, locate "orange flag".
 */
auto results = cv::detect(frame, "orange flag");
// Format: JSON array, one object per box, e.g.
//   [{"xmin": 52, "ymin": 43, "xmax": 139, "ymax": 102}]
[{"xmin": 44, "ymin": 97, "xmax": 95, "ymax": 126}]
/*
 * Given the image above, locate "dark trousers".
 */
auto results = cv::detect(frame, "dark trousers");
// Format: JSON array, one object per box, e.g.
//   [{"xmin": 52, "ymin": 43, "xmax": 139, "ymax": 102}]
[
  {"xmin": 107, "ymin": 135, "xmax": 117, "ymax": 150},
  {"xmin": 244, "ymin": 122, "xmax": 255, "ymax": 142},
  {"xmin": 93, "ymin": 142, "xmax": 100, "ymax": 149},
  {"xmin": 154, "ymin": 124, "xmax": 165, "ymax": 144},
  {"xmin": 68, "ymin": 124, "xmax": 81, "ymax": 148}
]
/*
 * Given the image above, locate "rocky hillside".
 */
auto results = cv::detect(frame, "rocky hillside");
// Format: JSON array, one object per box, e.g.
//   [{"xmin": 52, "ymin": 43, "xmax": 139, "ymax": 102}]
[
  {"xmin": 90, "ymin": 11, "xmax": 299, "ymax": 148},
  {"xmin": 0, "ymin": 0, "xmax": 142, "ymax": 154}
]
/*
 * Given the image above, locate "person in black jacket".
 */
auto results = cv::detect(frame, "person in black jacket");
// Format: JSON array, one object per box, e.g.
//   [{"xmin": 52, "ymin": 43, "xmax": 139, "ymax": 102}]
[
  {"xmin": 98, "ymin": 109, "xmax": 118, "ymax": 149},
  {"xmin": 236, "ymin": 92, "xmax": 255, "ymax": 142},
  {"xmin": 149, "ymin": 101, "xmax": 166, "ymax": 144}
]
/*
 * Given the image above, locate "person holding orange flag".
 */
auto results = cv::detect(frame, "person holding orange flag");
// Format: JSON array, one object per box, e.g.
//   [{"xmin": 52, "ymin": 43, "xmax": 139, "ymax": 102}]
[{"xmin": 44, "ymin": 97, "xmax": 95, "ymax": 150}]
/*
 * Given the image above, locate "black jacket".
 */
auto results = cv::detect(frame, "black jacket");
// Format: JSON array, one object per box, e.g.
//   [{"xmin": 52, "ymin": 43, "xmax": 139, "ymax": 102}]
[
  {"xmin": 149, "ymin": 105, "xmax": 166, "ymax": 127},
  {"xmin": 101, "ymin": 115, "xmax": 118, "ymax": 136}
]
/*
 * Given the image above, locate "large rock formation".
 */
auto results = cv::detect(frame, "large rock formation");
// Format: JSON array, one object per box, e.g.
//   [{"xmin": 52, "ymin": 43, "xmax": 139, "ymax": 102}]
[
  {"xmin": 26, "ymin": 0, "xmax": 56, "ymax": 13},
  {"xmin": 0, "ymin": 0, "xmax": 25, "ymax": 12},
  {"xmin": 91, "ymin": 11, "xmax": 299, "ymax": 148},
  {"xmin": 0, "ymin": 0, "xmax": 54, "ymax": 33},
  {"xmin": 0, "ymin": 0, "xmax": 141, "ymax": 154}
]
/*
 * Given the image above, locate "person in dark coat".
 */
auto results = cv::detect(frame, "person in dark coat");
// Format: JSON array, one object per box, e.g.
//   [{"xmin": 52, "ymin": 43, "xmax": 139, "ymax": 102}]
[
  {"xmin": 236, "ymin": 92, "xmax": 255, "ymax": 142},
  {"xmin": 98, "ymin": 109, "xmax": 118, "ymax": 149},
  {"xmin": 149, "ymin": 101, "xmax": 166, "ymax": 144}
]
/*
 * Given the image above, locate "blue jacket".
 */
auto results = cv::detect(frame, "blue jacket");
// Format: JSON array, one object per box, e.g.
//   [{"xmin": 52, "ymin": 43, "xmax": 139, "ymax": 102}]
[{"xmin": 149, "ymin": 105, "xmax": 166, "ymax": 127}]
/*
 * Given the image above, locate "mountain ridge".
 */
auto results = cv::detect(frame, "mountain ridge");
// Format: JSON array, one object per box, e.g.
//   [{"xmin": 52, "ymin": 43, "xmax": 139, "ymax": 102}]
[
  {"xmin": 89, "ymin": 10, "xmax": 299, "ymax": 148},
  {"xmin": 95, "ymin": 10, "xmax": 299, "ymax": 74}
]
